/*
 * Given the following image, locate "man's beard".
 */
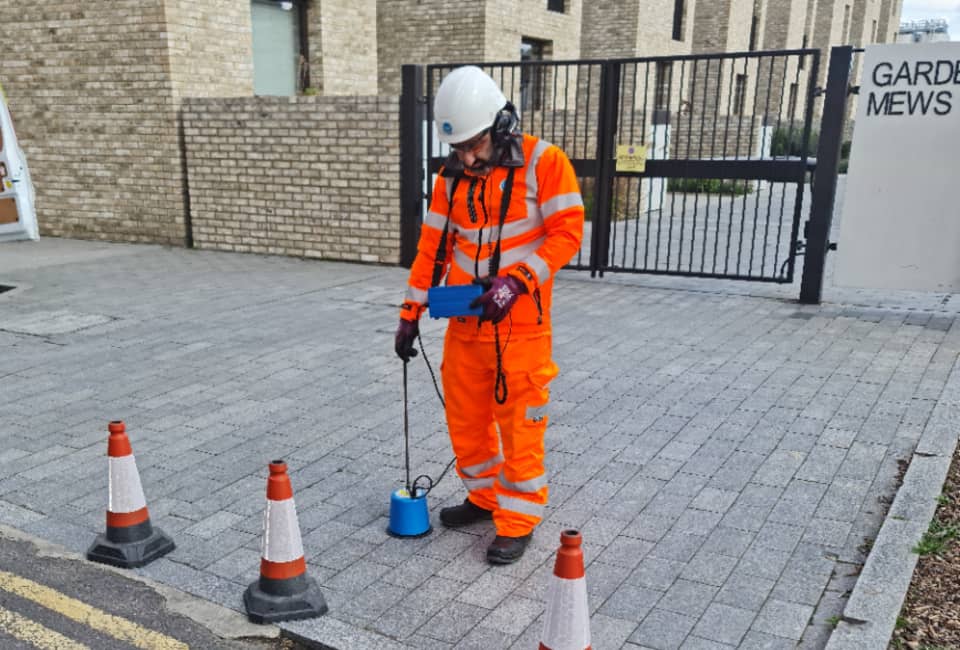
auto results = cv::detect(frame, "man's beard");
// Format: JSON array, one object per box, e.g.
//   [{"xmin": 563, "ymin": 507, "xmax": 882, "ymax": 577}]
[{"xmin": 468, "ymin": 159, "xmax": 493, "ymax": 175}]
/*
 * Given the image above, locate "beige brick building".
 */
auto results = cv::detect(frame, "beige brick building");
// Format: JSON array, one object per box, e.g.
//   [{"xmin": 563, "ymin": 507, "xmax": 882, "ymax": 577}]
[{"xmin": 0, "ymin": 0, "xmax": 899, "ymax": 259}]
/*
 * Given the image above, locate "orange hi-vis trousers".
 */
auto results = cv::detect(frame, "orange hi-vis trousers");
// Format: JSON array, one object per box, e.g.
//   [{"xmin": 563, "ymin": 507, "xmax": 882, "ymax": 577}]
[{"xmin": 441, "ymin": 329, "xmax": 558, "ymax": 538}]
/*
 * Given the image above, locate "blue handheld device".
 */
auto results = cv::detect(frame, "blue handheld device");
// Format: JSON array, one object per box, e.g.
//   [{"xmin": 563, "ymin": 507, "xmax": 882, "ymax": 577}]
[{"xmin": 427, "ymin": 284, "xmax": 483, "ymax": 319}]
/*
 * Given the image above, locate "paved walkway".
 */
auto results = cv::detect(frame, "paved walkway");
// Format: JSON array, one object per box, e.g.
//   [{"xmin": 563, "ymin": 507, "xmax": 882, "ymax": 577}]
[{"xmin": 1, "ymin": 237, "xmax": 958, "ymax": 649}]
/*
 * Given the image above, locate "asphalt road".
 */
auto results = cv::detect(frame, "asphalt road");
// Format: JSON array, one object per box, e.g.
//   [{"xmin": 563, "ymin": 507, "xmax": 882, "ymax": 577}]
[{"xmin": 0, "ymin": 527, "xmax": 312, "ymax": 650}]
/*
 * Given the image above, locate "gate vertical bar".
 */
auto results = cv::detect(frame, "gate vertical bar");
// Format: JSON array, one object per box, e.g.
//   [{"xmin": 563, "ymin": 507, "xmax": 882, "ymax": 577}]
[
  {"xmin": 591, "ymin": 61, "xmax": 621, "ymax": 277},
  {"xmin": 399, "ymin": 64, "xmax": 425, "ymax": 268},
  {"xmin": 799, "ymin": 46, "xmax": 852, "ymax": 303}
]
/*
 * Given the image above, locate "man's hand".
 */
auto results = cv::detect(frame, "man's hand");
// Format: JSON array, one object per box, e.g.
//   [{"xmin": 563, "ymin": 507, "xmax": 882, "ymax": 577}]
[
  {"xmin": 395, "ymin": 319, "xmax": 419, "ymax": 362},
  {"xmin": 470, "ymin": 275, "xmax": 526, "ymax": 324}
]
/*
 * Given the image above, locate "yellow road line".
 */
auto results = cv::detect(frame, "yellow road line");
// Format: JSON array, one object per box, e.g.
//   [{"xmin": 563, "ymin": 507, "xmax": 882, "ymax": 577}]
[
  {"xmin": 0, "ymin": 605, "xmax": 89, "ymax": 650},
  {"xmin": 0, "ymin": 570, "xmax": 188, "ymax": 650}
]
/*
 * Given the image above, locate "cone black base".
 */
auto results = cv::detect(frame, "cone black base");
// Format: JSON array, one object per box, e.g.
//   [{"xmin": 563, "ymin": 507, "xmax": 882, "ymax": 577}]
[
  {"xmin": 86, "ymin": 526, "xmax": 175, "ymax": 569},
  {"xmin": 244, "ymin": 575, "xmax": 328, "ymax": 624}
]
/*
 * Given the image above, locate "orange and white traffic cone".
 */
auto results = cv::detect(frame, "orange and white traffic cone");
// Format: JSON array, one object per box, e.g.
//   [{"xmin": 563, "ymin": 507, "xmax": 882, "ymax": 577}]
[
  {"xmin": 540, "ymin": 529, "xmax": 591, "ymax": 650},
  {"xmin": 244, "ymin": 460, "xmax": 327, "ymax": 624},
  {"xmin": 87, "ymin": 420, "xmax": 175, "ymax": 568}
]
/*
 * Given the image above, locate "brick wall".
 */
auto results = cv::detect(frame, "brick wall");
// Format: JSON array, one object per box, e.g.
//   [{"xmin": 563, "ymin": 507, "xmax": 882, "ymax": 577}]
[
  {"xmin": 581, "ymin": 1, "xmax": 640, "ymax": 57},
  {"xmin": 485, "ymin": 0, "xmax": 582, "ymax": 62},
  {"xmin": 876, "ymin": 0, "xmax": 900, "ymax": 43},
  {"xmin": 377, "ymin": 0, "xmax": 581, "ymax": 96},
  {"xmin": 0, "ymin": 0, "xmax": 187, "ymax": 244},
  {"xmin": 164, "ymin": 0, "xmax": 254, "ymax": 99},
  {"xmin": 182, "ymin": 95, "xmax": 400, "ymax": 263},
  {"xmin": 582, "ymin": 0, "xmax": 698, "ymax": 58},
  {"xmin": 0, "ymin": 0, "xmax": 254, "ymax": 245},
  {"xmin": 309, "ymin": 0, "xmax": 378, "ymax": 95},
  {"xmin": 377, "ymin": 1, "xmax": 487, "ymax": 96}
]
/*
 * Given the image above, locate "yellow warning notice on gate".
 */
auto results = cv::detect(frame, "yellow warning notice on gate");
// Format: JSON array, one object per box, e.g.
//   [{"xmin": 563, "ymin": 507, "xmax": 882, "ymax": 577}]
[{"xmin": 615, "ymin": 145, "xmax": 647, "ymax": 173}]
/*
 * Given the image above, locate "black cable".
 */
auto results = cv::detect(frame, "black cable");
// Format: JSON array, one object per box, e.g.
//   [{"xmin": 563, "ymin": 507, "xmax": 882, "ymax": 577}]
[
  {"xmin": 402, "ymin": 360, "xmax": 412, "ymax": 494},
  {"xmin": 404, "ymin": 333, "xmax": 456, "ymax": 496}
]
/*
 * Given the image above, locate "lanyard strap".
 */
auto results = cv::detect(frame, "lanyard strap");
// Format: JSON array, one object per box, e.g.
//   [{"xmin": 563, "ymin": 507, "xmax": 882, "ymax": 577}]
[
  {"xmin": 430, "ymin": 174, "xmax": 462, "ymax": 288},
  {"xmin": 488, "ymin": 167, "xmax": 516, "ymax": 278}
]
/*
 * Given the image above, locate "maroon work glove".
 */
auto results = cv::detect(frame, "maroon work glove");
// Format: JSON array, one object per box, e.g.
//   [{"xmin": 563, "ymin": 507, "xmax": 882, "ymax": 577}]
[
  {"xmin": 394, "ymin": 319, "xmax": 419, "ymax": 362},
  {"xmin": 470, "ymin": 275, "xmax": 526, "ymax": 324}
]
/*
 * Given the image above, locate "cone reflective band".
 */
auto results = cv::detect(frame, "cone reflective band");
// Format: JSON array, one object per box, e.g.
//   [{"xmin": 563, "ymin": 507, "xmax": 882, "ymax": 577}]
[
  {"xmin": 87, "ymin": 421, "xmax": 174, "ymax": 569},
  {"xmin": 107, "ymin": 437, "xmax": 148, "ymax": 529},
  {"xmin": 540, "ymin": 529, "xmax": 591, "ymax": 650},
  {"xmin": 260, "ymin": 463, "xmax": 306, "ymax": 580},
  {"xmin": 244, "ymin": 460, "xmax": 327, "ymax": 624}
]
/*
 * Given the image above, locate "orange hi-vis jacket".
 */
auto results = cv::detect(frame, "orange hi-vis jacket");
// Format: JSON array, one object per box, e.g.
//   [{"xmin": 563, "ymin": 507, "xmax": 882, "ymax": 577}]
[{"xmin": 401, "ymin": 133, "xmax": 584, "ymax": 337}]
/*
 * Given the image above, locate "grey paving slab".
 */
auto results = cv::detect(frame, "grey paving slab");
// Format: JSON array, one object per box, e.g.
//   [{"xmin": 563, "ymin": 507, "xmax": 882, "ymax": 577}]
[{"xmin": 1, "ymin": 237, "xmax": 958, "ymax": 649}]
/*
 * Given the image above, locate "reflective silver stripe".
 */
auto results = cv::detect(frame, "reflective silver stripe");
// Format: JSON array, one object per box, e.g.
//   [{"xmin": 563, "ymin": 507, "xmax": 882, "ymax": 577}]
[
  {"xmin": 492, "ymin": 237, "xmax": 545, "ymax": 271},
  {"xmin": 463, "ymin": 453, "xmax": 504, "ymax": 477},
  {"xmin": 496, "ymin": 494, "xmax": 545, "ymax": 519},
  {"xmin": 530, "ymin": 139, "xmax": 551, "ymax": 172},
  {"xmin": 525, "ymin": 140, "xmax": 550, "ymax": 211},
  {"xmin": 450, "ymin": 258, "xmax": 470, "ymax": 278},
  {"xmin": 498, "ymin": 470, "xmax": 547, "ymax": 493},
  {"xmin": 525, "ymin": 253, "xmax": 551, "ymax": 283},
  {"xmin": 526, "ymin": 404, "xmax": 548, "ymax": 421},
  {"xmin": 462, "ymin": 476, "xmax": 495, "ymax": 491},
  {"xmin": 405, "ymin": 286, "xmax": 429, "ymax": 304},
  {"xmin": 541, "ymin": 192, "xmax": 584, "ymax": 220},
  {"xmin": 424, "ymin": 210, "xmax": 448, "ymax": 230},
  {"xmin": 454, "ymin": 247, "xmax": 480, "ymax": 274},
  {"xmin": 457, "ymin": 217, "xmax": 544, "ymax": 246}
]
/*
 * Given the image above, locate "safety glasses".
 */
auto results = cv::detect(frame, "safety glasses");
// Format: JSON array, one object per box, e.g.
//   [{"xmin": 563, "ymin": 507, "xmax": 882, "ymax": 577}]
[{"xmin": 450, "ymin": 129, "xmax": 490, "ymax": 154}]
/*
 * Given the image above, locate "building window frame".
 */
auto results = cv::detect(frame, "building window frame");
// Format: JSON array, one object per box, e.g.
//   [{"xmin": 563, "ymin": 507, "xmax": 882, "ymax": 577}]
[
  {"xmin": 251, "ymin": 0, "xmax": 310, "ymax": 96},
  {"xmin": 654, "ymin": 61, "xmax": 673, "ymax": 112},
  {"xmin": 733, "ymin": 74, "xmax": 748, "ymax": 115},
  {"xmin": 521, "ymin": 38, "xmax": 551, "ymax": 112},
  {"xmin": 672, "ymin": 0, "xmax": 685, "ymax": 41}
]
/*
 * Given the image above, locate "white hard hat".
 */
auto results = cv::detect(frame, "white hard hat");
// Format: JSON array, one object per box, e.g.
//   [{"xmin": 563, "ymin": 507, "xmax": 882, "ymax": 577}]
[{"xmin": 434, "ymin": 66, "xmax": 507, "ymax": 145}]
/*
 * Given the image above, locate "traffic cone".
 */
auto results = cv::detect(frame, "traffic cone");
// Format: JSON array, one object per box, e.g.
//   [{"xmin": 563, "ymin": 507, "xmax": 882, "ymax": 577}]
[
  {"xmin": 244, "ymin": 460, "xmax": 327, "ymax": 624},
  {"xmin": 540, "ymin": 529, "xmax": 591, "ymax": 650},
  {"xmin": 87, "ymin": 420, "xmax": 175, "ymax": 568}
]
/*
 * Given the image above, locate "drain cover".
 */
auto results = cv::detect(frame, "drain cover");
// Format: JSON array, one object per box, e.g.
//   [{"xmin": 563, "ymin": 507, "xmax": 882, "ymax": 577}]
[{"xmin": 1, "ymin": 309, "xmax": 113, "ymax": 335}]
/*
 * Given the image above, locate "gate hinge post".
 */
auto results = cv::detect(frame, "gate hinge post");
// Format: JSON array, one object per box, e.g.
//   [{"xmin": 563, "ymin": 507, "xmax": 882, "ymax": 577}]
[{"xmin": 800, "ymin": 45, "xmax": 854, "ymax": 305}]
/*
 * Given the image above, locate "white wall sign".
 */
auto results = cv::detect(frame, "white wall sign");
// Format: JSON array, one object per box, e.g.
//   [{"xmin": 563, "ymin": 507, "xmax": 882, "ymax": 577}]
[{"xmin": 835, "ymin": 42, "xmax": 960, "ymax": 292}]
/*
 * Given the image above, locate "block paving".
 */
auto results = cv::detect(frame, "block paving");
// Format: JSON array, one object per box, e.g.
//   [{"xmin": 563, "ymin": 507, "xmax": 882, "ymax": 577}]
[{"xmin": 0, "ymin": 237, "xmax": 957, "ymax": 649}]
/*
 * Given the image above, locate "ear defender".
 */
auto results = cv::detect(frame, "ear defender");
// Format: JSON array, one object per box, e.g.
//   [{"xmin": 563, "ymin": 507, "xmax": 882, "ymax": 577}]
[{"xmin": 491, "ymin": 102, "xmax": 519, "ymax": 144}]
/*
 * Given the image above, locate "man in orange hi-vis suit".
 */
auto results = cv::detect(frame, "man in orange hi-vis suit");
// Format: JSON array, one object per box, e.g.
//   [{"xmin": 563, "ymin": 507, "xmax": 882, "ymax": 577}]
[{"xmin": 395, "ymin": 66, "xmax": 584, "ymax": 564}]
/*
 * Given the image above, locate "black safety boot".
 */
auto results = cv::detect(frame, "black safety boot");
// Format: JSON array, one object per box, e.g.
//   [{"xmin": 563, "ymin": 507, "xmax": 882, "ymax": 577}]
[
  {"xmin": 486, "ymin": 533, "xmax": 533, "ymax": 565},
  {"xmin": 439, "ymin": 498, "xmax": 493, "ymax": 527}
]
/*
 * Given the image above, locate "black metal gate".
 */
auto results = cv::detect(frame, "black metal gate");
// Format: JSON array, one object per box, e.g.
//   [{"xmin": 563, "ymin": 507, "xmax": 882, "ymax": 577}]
[{"xmin": 401, "ymin": 47, "xmax": 854, "ymax": 299}]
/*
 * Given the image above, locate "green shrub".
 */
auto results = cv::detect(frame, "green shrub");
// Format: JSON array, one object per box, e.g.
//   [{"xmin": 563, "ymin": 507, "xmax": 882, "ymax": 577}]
[
  {"xmin": 770, "ymin": 126, "xmax": 819, "ymax": 157},
  {"xmin": 666, "ymin": 178, "xmax": 754, "ymax": 195}
]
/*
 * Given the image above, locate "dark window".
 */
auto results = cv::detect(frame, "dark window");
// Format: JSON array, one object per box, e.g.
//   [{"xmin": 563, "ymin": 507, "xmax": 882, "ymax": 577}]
[
  {"xmin": 748, "ymin": 14, "xmax": 758, "ymax": 51},
  {"xmin": 547, "ymin": 0, "xmax": 565, "ymax": 13},
  {"xmin": 654, "ymin": 62, "xmax": 673, "ymax": 111},
  {"xmin": 800, "ymin": 34, "xmax": 808, "ymax": 69},
  {"xmin": 672, "ymin": 0, "xmax": 685, "ymax": 41},
  {"xmin": 787, "ymin": 82, "xmax": 798, "ymax": 119},
  {"xmin": 733, "ymin": 74, "xmax": 747, "ymax": 115},
  {"xmin": 521, "ymin": 39, "xmax": 549, "ymax": 112}
]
